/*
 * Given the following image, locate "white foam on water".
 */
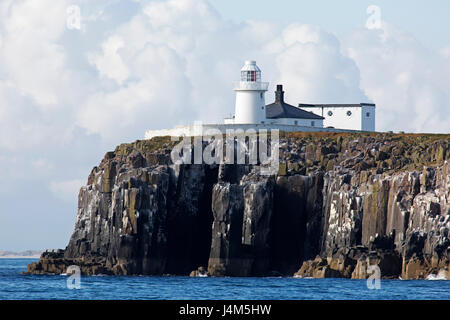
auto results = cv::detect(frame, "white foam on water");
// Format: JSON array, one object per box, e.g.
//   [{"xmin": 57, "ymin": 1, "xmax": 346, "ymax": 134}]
[{"xmin": 426, "ymin": 270, "xmax": 448, "ymax": 280}]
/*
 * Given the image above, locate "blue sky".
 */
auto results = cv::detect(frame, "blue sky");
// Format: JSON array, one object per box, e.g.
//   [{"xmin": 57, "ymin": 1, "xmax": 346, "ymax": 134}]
[
  {"xmin": 0, "ymin": 0, "xmax": 449, "ymax": 251},
  {"xmin": 210, "ymin": 0, "xmax": 450, "ymax": 50}
]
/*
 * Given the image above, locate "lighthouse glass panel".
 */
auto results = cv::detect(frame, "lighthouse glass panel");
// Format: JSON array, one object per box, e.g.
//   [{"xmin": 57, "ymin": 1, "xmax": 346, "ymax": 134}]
[{"xmin": 241, "ymin": 70, "xmax": 261, "ymax": 82}]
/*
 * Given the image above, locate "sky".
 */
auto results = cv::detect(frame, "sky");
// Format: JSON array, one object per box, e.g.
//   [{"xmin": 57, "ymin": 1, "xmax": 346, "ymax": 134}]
[{"xmin": 0, "ymin": 0, "xmax": 449, "ymax": 251}]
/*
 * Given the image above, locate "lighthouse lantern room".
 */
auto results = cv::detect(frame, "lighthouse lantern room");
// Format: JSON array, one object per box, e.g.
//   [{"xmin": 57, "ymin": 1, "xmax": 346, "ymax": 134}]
[{"xmin": 233, "ymin": 60, "xmax": 269, "ymax": 124}]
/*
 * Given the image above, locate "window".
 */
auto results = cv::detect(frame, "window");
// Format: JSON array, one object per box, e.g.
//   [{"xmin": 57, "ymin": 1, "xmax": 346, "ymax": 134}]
[
  {"xmin": 260, "ymin": 92, "xmax": 263, "ymax": 98},
  {"xmin": 294, "ymin": 120, "xmax": 298, "ymax": 125},
  {"xmin": 366, "ymin": 112, "xmax": 370, "ymax": 117},
  {"xmin": 261, "ymin": 106, "xmax": 264, "ymax": 109},
  {"xmin": 311, "ymin": 121, "xmax": 315, "ymax": 127},
  {"xmin": 240, "ymin": 70, "xmax": 260, "ymax": 82},
  {"xmin": 347, "ymin": 110, "xmax": 352, "ymax": 116},
  {"xmin": 327, "ymin": 111, "xmax": 333, "ymax": 116}
]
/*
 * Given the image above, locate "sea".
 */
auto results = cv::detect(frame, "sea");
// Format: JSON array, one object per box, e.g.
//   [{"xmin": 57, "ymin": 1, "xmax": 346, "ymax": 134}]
[{"xmin": 1, "ymin": 259, "xmax": 449, "ymax": 300}]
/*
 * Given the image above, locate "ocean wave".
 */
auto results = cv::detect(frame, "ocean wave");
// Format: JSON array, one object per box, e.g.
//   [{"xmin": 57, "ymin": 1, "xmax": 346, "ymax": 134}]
[{"xmin": 425, "ymin": 270, "xmax": 448, "ymax": 281}]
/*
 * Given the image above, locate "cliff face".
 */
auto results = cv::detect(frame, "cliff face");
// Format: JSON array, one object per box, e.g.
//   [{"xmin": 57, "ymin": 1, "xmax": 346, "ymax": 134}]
[{"xmin": 27, "ymin": 133, "xmax": 450, "ymax": 279}]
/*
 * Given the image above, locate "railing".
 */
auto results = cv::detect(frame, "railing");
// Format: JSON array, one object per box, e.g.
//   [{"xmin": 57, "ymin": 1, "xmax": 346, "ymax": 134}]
[{"xmin": 233, "ymin": 81, "xmax": 269, "ymax": 91}]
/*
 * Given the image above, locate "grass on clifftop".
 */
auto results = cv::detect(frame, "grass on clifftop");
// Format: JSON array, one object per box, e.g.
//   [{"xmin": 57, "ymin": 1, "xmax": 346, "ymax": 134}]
[{"xmin": 104, "ymin": 132, "xmax": 449, "ymax": 174}]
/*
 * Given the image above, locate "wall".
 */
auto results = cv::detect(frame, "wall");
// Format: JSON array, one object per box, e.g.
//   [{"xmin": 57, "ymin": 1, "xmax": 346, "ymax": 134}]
[
  {"xmin": 225, "ymin": 116, "xmax": 324, "ymax": 128},
  {"xmin": 265, "ymin": 118, "xmax": 323, "ymax": 128},
  {"xmin": 234, "ymin": 90, "xmax": 266, "ymax": 124},
  {"xmin": 144, "ymin": 123, "xmax": 357, "ymax": 139},
  {"xmin": 302, "ymin": 106, "xmax": 364, "ymax": 130},
  {"xmin": 361, "ymin": 105, "xmax": 376, "ymax": 131}
]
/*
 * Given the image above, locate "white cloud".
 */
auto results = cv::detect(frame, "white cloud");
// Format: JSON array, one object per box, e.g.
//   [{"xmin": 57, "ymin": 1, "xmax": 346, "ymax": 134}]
[
  {"xmin": 32, "ymin": 158, "xmax": 53, "ymax": 171},
  {"xmin": 0, "ymin": 0, "xmax": 449, "ymax": 250},
  {"xmin": 89, "ymin": 35, "xmax": 129, "ymax": 85},
  {"xmin": 1, "ymin": 0, "xmax": 69, "ymax": 107},
  {"xmin": 343, "ymin": 22, "xmax": 450, "ymax": 133},
  {"xmin": 440, "ymin": 46, "xmax": 450, "ymax": 59},
  {"xmin": 77, "ymin": 0, "xmax": 370, "ymax": 140},
  {"xmin": 263, "ymin": 23, "xmax": 367, "ymax": 105}
]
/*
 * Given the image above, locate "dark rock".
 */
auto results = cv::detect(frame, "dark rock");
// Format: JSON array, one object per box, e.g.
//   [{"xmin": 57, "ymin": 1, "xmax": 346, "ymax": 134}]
[
  {"xmin": 26, "ymin": 133, "xmax": 450, "ymax": 280},
  {"xmin": 207, "ymin": 174, "xmax": 275, "ymax": 276}
]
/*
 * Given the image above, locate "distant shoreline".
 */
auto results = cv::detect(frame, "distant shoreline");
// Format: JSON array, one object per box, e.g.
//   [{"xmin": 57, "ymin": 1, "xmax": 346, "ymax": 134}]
[
  {"xmin": 0, "ymin": 256, "xmax": 41, "ymax": 259},
  {"xmin": 0, "ymin": 250, "xmax": 43, "ymax": 259}
]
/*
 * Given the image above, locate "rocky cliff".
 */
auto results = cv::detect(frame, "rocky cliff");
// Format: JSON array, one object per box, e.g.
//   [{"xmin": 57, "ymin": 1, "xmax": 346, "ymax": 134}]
[{"xmin": 27, "ymin": 133, "xmax": 450, "ymax": 279}]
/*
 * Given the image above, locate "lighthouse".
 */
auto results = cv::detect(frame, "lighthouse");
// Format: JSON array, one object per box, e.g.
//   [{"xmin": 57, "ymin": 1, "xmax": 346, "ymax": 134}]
[
  {"xmin": 144, "ymin": 59, "xmax": 376, "ymax": 140},
  {"xmin": 232, "ymin": 60, "xmax": 269, "ymax": 124}
]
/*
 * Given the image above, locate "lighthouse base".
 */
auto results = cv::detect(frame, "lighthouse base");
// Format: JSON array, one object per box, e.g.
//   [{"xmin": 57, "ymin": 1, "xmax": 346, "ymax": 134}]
[{"xmin": 144, "ymin": 123, "xmax": 360, "ymax": 140}]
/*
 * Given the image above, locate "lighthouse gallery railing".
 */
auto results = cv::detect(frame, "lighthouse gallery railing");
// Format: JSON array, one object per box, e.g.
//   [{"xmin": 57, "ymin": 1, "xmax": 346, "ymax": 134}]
[{"xmin": 233, "ymin": 81, "xmax": 269, "ymax": 91}]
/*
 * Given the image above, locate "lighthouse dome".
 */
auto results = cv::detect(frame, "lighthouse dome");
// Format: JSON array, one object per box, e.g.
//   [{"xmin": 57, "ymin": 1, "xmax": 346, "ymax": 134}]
[{"xmin": 240, "ymin": 60, "xmax": 261, "ymax": 82}]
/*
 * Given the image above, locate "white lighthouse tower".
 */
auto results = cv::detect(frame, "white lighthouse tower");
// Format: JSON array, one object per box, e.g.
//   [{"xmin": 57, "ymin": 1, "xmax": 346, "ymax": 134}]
[{"xmin": 232, "ymin": 60, "xmax": 269, "ymax": 124}]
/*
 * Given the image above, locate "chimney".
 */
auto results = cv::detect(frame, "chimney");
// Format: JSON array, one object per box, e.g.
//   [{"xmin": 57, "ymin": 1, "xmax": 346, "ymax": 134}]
[{"xmin": 275, "ymin": 84, "xmax": 284, "ymax": 103}]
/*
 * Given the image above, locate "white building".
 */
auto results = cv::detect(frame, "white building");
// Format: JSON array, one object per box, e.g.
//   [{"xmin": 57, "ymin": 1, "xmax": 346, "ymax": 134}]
[
  {"xmin": 144, "ymin": 60, "xmax": 375, "ymax": 139},
  {"xmin": 300, "ymin": 103, "xmax": 376, "ymax": 131},
  {"xmin": 225, "ymin": 61, "xmax": 324, "ymax": 127}
]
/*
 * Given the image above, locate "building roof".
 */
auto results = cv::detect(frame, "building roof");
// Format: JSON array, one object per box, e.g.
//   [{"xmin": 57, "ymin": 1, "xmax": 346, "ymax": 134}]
[
  {"xmin": 266, "ymin": 85, "xmax": 324, "ymax": 120},
  {"xmin": 299, "ymin": 103, "xmax": 375, "ymax": 108},
  {"xmin": 240, "ymin": 60, "xmax": 261, "ymax": 72}
]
